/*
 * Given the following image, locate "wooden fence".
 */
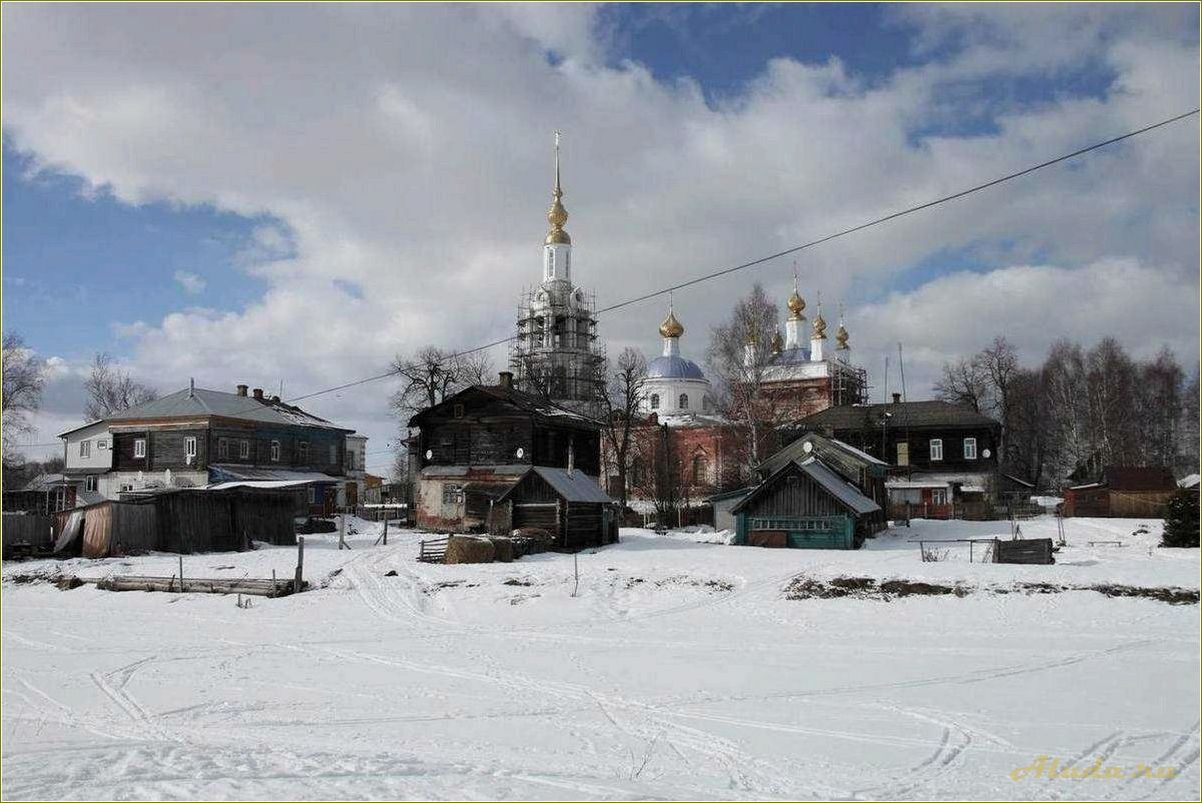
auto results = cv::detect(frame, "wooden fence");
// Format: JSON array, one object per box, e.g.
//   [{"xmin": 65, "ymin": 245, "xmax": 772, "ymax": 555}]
[
  {"xmin": 2, "ymin": 514, "xmax": 55, "ymax": 556},
  {"xmin": 81, "ymin": 502, "xmax": 158, "ymax": 558}
]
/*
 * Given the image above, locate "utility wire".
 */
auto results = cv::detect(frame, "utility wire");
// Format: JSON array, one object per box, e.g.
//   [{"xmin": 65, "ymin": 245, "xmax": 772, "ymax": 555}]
[{"xmin": 17, "ymin": 106, "xmax": 1201, "ymax": 445}]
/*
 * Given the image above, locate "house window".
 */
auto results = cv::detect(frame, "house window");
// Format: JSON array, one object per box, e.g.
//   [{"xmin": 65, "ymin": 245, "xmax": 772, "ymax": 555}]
[
  {"xmin": 692, "ymin": 455, "xmax": 707, "ymax": 483},
  {"xmin": 679, "ymin": 393, "xmax": 689, "ymax": 410},
  {"xmin": 346, "ymin": 450, "xmax": 355, "ymax": 471},
  {"xmin": 631, "ymin": 457, "xmax": 644, "ymax": 486},
  {"xmin": 239, "ymin": 440, "xmax": 250, "ymax": 459},
  {"xmin": 98, "ymin": 440, "xmax": 107, "ymax": 450},
  {"xmin": 442, "ymin": 484, "xmax": 463, "ymax": 506},
  {"xmin": 308, "ymin": 486, "xmax": 315, "ymax": 505},
  {"xmin": 896, "ymin": 442, "xmax": 909, "ymax": 466},
  {"xmin": 329, "ymin": 443, "xmax": 337, "ymax": 464},
  {"xmin": 271, "ymin": 440, "xmax": 281, "ymax": 461},
  {"xmin": 931, "ymin": 488, "xmax": 948, "ymax": 505},
  {"xmin": 929, "ymin": 439, "xmax": 943, "ymax": 461},
  {"xmin": 964, "ymin": 437, "xmax": 977, "ymax": 460},
  {"xmin": 85, "ymin": 475, "xmax": 97, "ymax": 492},
  {"xmin": 298, "ymin": 442, "xmax": 309, "ymax": 462},
  {"xmin": 218, "ymin": 438, "xmax": 229, "ymax": 459},
  {"xmin": 185, "ymin": 437, "xmax": 197, "ymax": 459},
  {"xmin": 650, "ymin": 393, "xmax": 660, "ymax": 409},
  {"xmin": 453, "ymin": 404, "xmax": 465, "ymax": 419},
  {"xmin": 134, "ymin": 438, "xmax": 146, "ymax": 458},
  {"xmin": 79, "ymin": 440, "xmax": 91, "ymax": 458}
]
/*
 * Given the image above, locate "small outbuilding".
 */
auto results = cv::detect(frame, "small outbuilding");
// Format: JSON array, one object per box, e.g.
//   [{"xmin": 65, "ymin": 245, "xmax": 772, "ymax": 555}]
[
  {"xmin": 492, "ymin": 466, "xmax": 618, "ymax": 550},
  {"xmin": 731, "ymin": 458, "xmax": 882, "ymax": 550},
  {"xmin": 1063, "ymin": 466, "xmax": 1178, "ymax": 518}
]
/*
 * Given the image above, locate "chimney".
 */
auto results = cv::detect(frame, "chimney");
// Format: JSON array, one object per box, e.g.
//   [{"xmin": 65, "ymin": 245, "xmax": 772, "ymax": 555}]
[
  {"xmin": 236, "ymin": 384, "xmax": 248, "ymax": 397},
  {"xmin": 892, "ymin": 392, "xmax": 902, "ymax": 404},
  {"xmin": 253, "ymin": 388, "xmax": 264, "ymax": 400},
  {"xmin": 271, "ymin": 395, "xmax": 280, "ymax": 403},
  {"xmin": 189, "ymin": 377, "xmax": 195, "ymax": 398},
  {"xmin": 498, "ymin": 371, "xmax": 513, "ymax": 390}
]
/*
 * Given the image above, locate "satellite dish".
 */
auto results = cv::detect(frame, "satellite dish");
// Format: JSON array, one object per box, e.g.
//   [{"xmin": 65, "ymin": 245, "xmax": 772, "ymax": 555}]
[
  {"xmin": 516, "ymin": 447, "xmax": 525, "ymax": 459},
  {"xmin": 982, "ymin": 449, "xmax": 991, "ymax": 459},
  {"xmin": 802, "ymin": 441, "xmax": 814, "ymax": 454},
  {"xmin": 424, "ymin": 449, "xmax": 433, "ymax": 460}
]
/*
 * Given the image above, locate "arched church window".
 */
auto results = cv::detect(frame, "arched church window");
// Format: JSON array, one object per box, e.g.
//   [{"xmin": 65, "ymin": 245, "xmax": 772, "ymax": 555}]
[
  {"xmin": 679, "ymin": 394, "xmax": 689, "ymax": 410},
  {"xmin": 692, "ymin": 455, "xmax": 707, "ymax": 483},
  {"xmin": 650, "ymin": 394, "xmax": 660, "ymax": 409}
]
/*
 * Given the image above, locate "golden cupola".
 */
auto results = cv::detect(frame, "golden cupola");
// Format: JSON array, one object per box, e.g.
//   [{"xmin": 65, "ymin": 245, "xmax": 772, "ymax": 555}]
[
  {"xmin": 545, "ymin": 135, "xmax": 571, "ymax": 246},
  {"xmin": 812, "ymin": 307, "xmax": 828, "ymax": 340},
  {"xmin": 836, "ymin": 323, "xmax": 849, "ymax": 349},
  {"xmin": 659, "ymin": 308, "xmax": 684, "ymax": 339},
  {"xmin": 787, "ymin": 289, "xmax": 806, "ymax": 321}
]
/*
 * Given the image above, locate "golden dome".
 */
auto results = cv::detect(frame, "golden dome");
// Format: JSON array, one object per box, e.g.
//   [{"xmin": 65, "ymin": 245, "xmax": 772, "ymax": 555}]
[
  {"xmin": 787, "ymin": 290, "xmax": 806, "ymax": 318},
  {"xmin": 545, "ymin": 226, "xmax": 571, "ymax": 245},
  {"xmin": 812, "ymin": 313, "xmax": 828, "ymax": 340},
  {"xmin": 770, "ymin": 329, "xmax": 783, "ymax": 354},
  {"xmin": 659, "ymin": 309, "xmax": 684, "ymax": 338},
  {"xmin": 835, "ymin": 323, "xmax": 849, "ymax": 349},
  {"xmin": 544, "ymin": 133, "xmax": 571, "ymax": 246}
]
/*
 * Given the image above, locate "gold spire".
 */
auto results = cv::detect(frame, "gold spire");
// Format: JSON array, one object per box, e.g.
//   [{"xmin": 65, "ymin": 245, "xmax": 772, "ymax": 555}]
[
  {"xmin": 787, "ymin": 263, "xmax": 806, "ymax": 320},
  {"xmin": 545, "ymin": 130, "xmax": 571, "ymax": 245},
  {"xmin": 770, "ymin": 328, "xmax": 783, "ymax": 354},
  {"xmin": 812, "ymin": 300, "xmax": 828, "ymax": 340},
  {"xmin": 659, "ymin": 308, "xmax": 684, "ymax": 339},
  {"xmin": 836, "ymin": 302, "xmax": 849, "ymax": 349}
]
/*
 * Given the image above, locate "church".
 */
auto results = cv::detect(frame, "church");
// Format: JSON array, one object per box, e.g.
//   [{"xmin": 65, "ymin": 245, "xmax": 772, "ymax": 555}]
[{"xmin": 508, "ymin": 135, "xmax": 604, "ymax": 412}]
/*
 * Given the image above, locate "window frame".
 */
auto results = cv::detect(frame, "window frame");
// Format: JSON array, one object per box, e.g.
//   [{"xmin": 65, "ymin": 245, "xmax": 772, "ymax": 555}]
[
  {"xmin": 85, "ymin": 475, "xmax": 97, "ymax": 493},
  {"xmin": 649, "ymin": 393, "xmax": 660, "ymax": 410},
  {"xmin": 185, "ymin": 436, "xmax": 198, "ymax": 459},
  {"xmin": 79, "ymin": 440, "xmax": 91, "ymax": 458},
  {"xmin": 218, "ymin": 438, "xmax": 229, "ymax": 459},
  {"xmin": 298, "ymin": 441, "xmax": 309, "ymax": 463},
  {"xmin": 270, "ymin": 440, "xmax": 281, "ymax": 462},
  {"xmin": 239, "ymin": 439, "xmax": 250, "ymax": 459},
  {"xmin": 895, "ymin": 441, "xmax": 909, "ymax": 467},
  {"xmin": 679, "ymin": 393, "xmax": 689, "ymax": 410},
  {"xmin": 963, "ymin": 437, "xmax": 977, "ymax": 460},
  {"xmin": 929, "ymin": 438, "xmax": 944, "ymax": 462},
  {"xmin": 134, "ymin": 438, "xmax": 146, "ymax": 458}
]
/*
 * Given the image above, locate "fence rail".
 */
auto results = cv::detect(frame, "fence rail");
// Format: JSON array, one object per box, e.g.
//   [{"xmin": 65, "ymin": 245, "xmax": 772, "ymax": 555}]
[{"xmin": 418, "ymin": 536, "xmax": 449, "ymax": 563}]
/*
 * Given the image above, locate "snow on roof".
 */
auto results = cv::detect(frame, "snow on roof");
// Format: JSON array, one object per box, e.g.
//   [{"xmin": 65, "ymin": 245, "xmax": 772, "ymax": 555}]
[
  {"xmin": 209, "ymin": 465, "xmax": 341, "ymax": 483},
  {"xmin": 205, "ymin": 480, "xmax": 314, "ymax": 491},
  {"xmin": 798, "ymin": 459, "xmax": 881, "ymax": 515}
]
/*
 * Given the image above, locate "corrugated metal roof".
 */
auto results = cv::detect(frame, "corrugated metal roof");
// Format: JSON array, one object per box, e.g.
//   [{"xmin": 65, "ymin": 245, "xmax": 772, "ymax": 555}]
[
  {"xmin": 798, "ymin": 459, "xmax": 881, "ymax": 515},
  {"xmin": 209, "ymin": 465, "xmax": 341, "ymax": 483},
  {"xmin": 798, "ymin": 400, "xmax": 999, "ymax": 430},
  {"xmin": 89, "ymin": 387, "xmax": 351, "ymax": 431},
  {"xmin": 529, "ymin": 467, "xmax": 614, "ymax": 503}
]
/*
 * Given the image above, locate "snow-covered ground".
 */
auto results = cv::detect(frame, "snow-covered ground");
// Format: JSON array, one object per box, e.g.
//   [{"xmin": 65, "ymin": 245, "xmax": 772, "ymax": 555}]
[{"xmin": 2, "ymin": 517, "xmax": 1198, "ymax": 800}]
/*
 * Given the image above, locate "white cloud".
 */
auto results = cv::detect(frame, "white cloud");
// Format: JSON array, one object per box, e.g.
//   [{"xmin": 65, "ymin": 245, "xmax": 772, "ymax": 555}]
[
  {"xmin": 173, "ymin": 270, "xmax": 206, "ymax": 295},
  {"xmin": 1, "ymin": 3, "xmax": 1197, "ymax": 459}
]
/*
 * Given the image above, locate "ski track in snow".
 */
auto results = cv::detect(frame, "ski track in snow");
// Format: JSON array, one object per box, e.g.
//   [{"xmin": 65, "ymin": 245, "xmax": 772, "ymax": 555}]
[{"xmin": 3, "ymin": 519, "xmax": 1199, "ymax": 800}]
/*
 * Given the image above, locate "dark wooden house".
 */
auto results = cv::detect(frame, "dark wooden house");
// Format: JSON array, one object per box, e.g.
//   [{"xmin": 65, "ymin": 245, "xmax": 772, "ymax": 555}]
[
  {"xmin": 731, "ymin": 458, "xmax": 882, "ymax": 549},
  {"xmin": 407, "ymin": 372, "xmax": 602, "ymax": 531},
  {"xmin": 793, "ymin": 396, "xmax": 1001, "ymax": 516},
  {"xmin": 491, "ymin": 466, "xmax": 617, "ymax": 550}
]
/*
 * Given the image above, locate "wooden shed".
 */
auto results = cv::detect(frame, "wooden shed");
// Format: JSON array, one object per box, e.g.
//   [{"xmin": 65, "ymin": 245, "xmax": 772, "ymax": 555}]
[
  {"xmin": 731, "ymin": 458, "xmax": 882, "ymax": 550},
  {"xmin": 492, "ymin": 466, "xmax": 618, "ymax": 550},
  {"xmin": 1063, "ymin": 466, "xmax": 1178, "ymax": 518}
]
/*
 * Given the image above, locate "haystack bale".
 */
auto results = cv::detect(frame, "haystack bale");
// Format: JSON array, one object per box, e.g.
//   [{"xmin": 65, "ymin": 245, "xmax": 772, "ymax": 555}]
[
  {"xmin": 445, "ymin": 535, "xmax": 496, "ymax": 564},
  {"xmin": 490, "ymin": 537, "xmax": 514, "ymax": 563}
]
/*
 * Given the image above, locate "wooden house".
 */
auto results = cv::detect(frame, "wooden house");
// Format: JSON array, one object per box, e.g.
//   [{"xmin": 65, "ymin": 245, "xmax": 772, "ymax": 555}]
[
  {"xmin": 407, "ymin": 372, "xmax": 602, "ymax": 531},
  {"xmin": 1063, "ymin": 466, "xmax": 1178, "ymax": 518},
  {"xmin": 755, "ymin": 431, "xmax": 889, "ymax": 533},
  {"xmin": 793, "ymin": 395, "xmax": 1001, "ymax": 516},
  {"xmin": 491, "ymin": 466, "xmax": 618, "ymax": 550},
  {"xmin": 730, "ymin": 458, "xmax": 882, "ymax": 549}
]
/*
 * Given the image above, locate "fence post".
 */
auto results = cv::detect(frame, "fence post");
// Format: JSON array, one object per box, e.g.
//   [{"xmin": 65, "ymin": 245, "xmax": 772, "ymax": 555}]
[
  {"xmin": 179, "ymin": 555, "xmax": 184, "ymax": 593},
  {"xmin": 383, "ymin": 514, "xmax": 388, "ymax": 546},
  {"xmin": 294, "ymin": 536, "xmax": 305, "ymax": 592}
]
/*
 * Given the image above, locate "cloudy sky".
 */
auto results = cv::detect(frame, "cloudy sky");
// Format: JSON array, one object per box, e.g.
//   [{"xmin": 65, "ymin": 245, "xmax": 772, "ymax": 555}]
[{"xmin": 3, "ymin": 2, "xmax": 1199, "ymax": 474}]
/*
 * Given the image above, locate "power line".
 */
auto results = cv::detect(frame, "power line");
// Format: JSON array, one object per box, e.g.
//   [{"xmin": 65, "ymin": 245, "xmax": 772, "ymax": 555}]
[{"xmin": 16, "ymin": 107, "xmax": 1200, "ymax": 443}]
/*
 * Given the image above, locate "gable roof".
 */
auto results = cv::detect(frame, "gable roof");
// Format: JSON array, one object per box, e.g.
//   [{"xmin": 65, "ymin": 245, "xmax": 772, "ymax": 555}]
[
  {"xmin": 60, "ymin": 386, "xmax": 352, "ymax": 435},
  {"xmin": 407, "ymin": 383, "xmax": 598, "ymax": 428},
  {"xmin": 795, "ymin": 400, "xmax": 999, "ymax": 431},
  {"xmin": 756, "ymin": 431, "xmax": 887, "ymax": 479},
  {"xmin": 499, "ymin": 466, "xmax": 614, "ymax": 504},
  {"xmin": 732, "ymin": 458, "xmax": 881, "ymax": 516}
]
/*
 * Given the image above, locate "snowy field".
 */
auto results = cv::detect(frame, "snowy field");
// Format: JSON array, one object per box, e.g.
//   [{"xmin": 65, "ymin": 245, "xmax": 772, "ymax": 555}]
[{"xmin": 2, "ymin": 516, "xmax": 1198, "ymax": 800}]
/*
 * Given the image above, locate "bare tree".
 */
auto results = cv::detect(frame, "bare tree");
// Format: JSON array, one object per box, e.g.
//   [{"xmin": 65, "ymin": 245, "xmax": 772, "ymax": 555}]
[
  {"xmin": 597, "ymin": 348, "xmax": 648, "ymax": 510},
  {"xmin": 2, "ymin": 332, "xmax": 46, "ymax": 460},
  {"xmin": 627, "ymin": 421, "xmax": 684, "ymax": 528},
  {"xmin": 934, "ymin": 356, "xmax": 990, "ymax": 412},
  {"xmin": 706, "ymin": 283, "xmax": 780, "ymax": 480},
  {"xmin": 390, "ymin": 346, "xmax": 495, "ymax": 478},
  {"xmin": 83, "ymin": 353, "xmax": 158, "ymax": 421}
]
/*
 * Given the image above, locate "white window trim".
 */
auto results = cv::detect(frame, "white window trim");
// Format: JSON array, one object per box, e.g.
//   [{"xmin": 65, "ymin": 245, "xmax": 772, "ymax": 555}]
[
  {"xmin": 239, "ymin": 440, "xmax": 250, "ymax": 459},
  {"xmin": 185, "ymin": 436, "xmax": 197, "ymax": 458},
  {"xmin": 270, "ymin": 440, "xmax": 281, "ymax": 462},
  {"xmin": 134, "ymin": 438, "xmax": 146, "ymax": 458},
  {"xmin": 79, "ymin": 440, "xmax": 91, "ymax": 458},
  {"xmin": 649, "ymin": 393, "xmax": 660, "ymax": 409},
  {"xmin": 84, "ymin": 475, "xmax": 97, "ymax": 492},
  {"xmin": 964, "ymin": 437, "xmax": 978, "ymax": 460},
  {"xmin": 930, "ymin": 438, "xmax": 944, "ymax": 462}
]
